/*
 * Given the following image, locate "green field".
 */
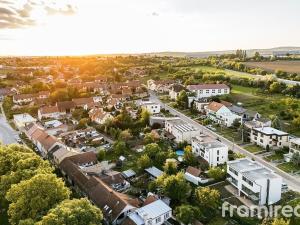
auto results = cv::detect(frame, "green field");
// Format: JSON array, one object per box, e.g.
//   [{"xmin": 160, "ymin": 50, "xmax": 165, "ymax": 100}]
[
  {"xmin": 191, "ymin": 65, "xmax": 254, "ymax": 78},
  {"xmin": 277, "ymin": 162, "xmax": 300, "ymax": 173}
]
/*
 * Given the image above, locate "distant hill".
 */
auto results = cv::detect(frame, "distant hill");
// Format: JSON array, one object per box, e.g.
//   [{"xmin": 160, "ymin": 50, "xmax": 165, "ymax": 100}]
[{"xmin": 146, "ymin": 46, "xmax": 300, "ymax": 58}]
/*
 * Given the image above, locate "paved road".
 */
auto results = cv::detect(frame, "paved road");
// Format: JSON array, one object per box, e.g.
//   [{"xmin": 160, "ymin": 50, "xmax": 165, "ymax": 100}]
[
  {"xmin": 149, "ymin": 91, "xmax": 300, "ymax": 191},
  {"xmin": 0, "ymin": 104, "xmax": 19, "ymax": 144}
]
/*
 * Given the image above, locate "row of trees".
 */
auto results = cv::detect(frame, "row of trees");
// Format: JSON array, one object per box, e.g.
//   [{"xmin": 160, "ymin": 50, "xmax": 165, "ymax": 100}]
[{"xmin": 0, "ymin": 144, "xmax": 103, "ymax": 225}]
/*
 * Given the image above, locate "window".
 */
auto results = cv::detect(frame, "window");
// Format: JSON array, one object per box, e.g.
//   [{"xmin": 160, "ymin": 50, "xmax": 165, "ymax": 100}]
[
  {"xmin": 242, "ymin": 176, "xmax": 253, "ymax": 186},
  {"xmin": 260, "ymin": 139, "xmax": 263, "ymax": 143},
  {"xmin": 206, "ymin": 90, "xmax": 209, "ymax": 93},
  {"xmin": 212, "ymin": 89, "xmax": 215, "ymax": 93},
  {"xmin": 218, "ymin": 89, "xmax": 221, "ymax": 93},
  {"xmin": 156, "ymin": 217, "xmax": 161, "ymax": 223},
  {"xmin": 164, "ymin": 213, "xmax": 170, "ymax": 219},
  {"xmin": 217, "ymin": 150, "xmax": 219, "ymax": 155}
]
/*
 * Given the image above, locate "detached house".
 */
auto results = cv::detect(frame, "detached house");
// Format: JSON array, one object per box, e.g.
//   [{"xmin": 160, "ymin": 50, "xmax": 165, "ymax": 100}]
[
  {"xmin": 285, "ymin": 138, "xmax": 300, "ymax": 162},
  {"xmin": 38, "ymin": 105, "xmax": 65, "ymax": 120},
  {"xmin": 169, "ymin": 84, "xmax": 187, "ymax": 100},
  {"xmin": 89, "ymin": 108, "xmax": 113, "ymax": 125},
  {"xmin": 187, "ymin": 83, "xmax": 230, "ymax": 100},
  {"xmin": 72, "ymin": 97, "xmax": 94, "ymax": 109},
  {"xmin": 13, "ymin": 93, "xmax": 35, "ymax": 105},
  {"xmin": 227, "ymin": 158, "xmax": 282, "ymax": 205},
  {"xmin": 140, "ymin": 101, "xmax": 161, "ymax": 114},
  {"xmin": 250, "ymin": 127, "xmax": 289, "ymax": 149},
  {"xmin": 56, "ymin": 101, "xmax": 76, "ymax": 114},
  {"xmin": 147, "ymin": 79, "xmax": 174, "ymax": 93},
  {"xmin": 205, "ymin": 102, "xmax": 241, "ymax": 127}
]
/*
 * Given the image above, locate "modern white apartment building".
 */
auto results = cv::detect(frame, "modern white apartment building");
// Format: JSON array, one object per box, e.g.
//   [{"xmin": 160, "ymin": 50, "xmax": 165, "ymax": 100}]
[
  {"xmin": 227, "ymin": 158, "xmax": 282, "ymax": 205},
  {"xmin": 250, "ymin": 127, "xmax": 289, "ymax": 149},
  {"xmin": 191, "ymin": 134, "xmax": 228, "ymax": 166},
  {"xmin": 165, "ymin": 118, "xmax": 199, "ymax": 143},
  {"xmin": 187, "ymin": 83, "xmax": 230, "ymax": 100},
  {"xmin": 140, "ymin": 101, "xmax": 161, "ymax": 114},
  {"xmin": 284, "ymin": 138, "xmax": 300, "ymax": 162}
]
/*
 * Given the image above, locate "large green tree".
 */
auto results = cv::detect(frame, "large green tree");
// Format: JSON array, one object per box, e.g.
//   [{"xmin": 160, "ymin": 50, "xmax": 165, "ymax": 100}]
[
  {"xmin": 36, "ymin": 198, "xmax": 103, "ymax": 225},
  {"xmin": 6, "ymin": 174, "xmax": 70, "ymax": 224},
  {"xmin": 175, "ymin": 205, "xmax": 198, "ymax": 225},
  {"xmin": 195, "ymin": 187, "xmax": 220, "ymax": 211}
]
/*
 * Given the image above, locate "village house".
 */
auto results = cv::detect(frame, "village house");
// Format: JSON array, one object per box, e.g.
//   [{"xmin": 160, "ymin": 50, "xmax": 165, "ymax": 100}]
[
  {"xmin": 193, "ymin": 98, "xmax": 210, "ymax": 113},
  {"xmin": 72, "ymin": 97, "xmax": 94, "ymax": 108},
  {"xmin": 187, "ymin": 83, "xmax": 230, "ymax": 100},
  {"xmin": 38, "ymin": 105, "xmax": 65, "ymax": 120},
  {"xmin": 191, "ymin": 134, "xmax": 228, "ymax": 166},
  {"xmin": 205, "ymin": 101, "xmax": 241, "ymax": 127},
  {"xmin": 0, "ymin": 87, "xmax": 16, "ymax": 100},
  {"xmin": 250, "ymin": 127, "xmax": 289, "ymax": 149},
  {"xmin": 56, "ymin": 101, "xmax": 76, "ymax": 113},
  {"xmin": 227, "ymin": 158, "xmax": 282, "ymax": 205},
  {"xmin": 13, "ymin": 113, "xmax": 37, "ymax": 129},
  {"xmin": 147, "ymin": 79, "xmax": 174, "ymax": 93},
  {"xmin": 169, "ymin": 84, "xmax": 187, "ymax": 100},
  {"xmin": 13, "ymin": 93, "xmax": 35, "ymax": 105},
  {"xmin": 140, "ymin": 101, "xmax": 161, "ymax": 114},
  {"xmin": 89, "ymin": 108, "xmax": 113, "ymax": 125},
  {"xmin": 165, "ymin": 118, "xmax": 199, "ymax": 143}
]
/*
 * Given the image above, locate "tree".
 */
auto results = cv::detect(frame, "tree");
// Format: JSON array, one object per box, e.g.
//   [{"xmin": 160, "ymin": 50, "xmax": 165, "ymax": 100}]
[
  {"xmin": 137, "ymin": 155, "xmax": 152, "ymax": 172},
  {"xmin": 0, "ymin": 144, "xmax": 53, "ymax": 202},
  {"xmin": 207, "ymin": 167, "xmax": 226, "ymax": 181},
  {"xmin": 97, "ymin": 149, "xmax": 106, "ymax": 161},
  {"xmin": 6, "ymin": 174, "xmax": 70, "ymax": 224},
  {"xmin": 163, "ymin": 161, "xmax": 177, "ymax": 175},
  {"xmin": 139, "ymin": 108, "xmax": 150, "ymax": 126},
  {"xmin": 271, "ymin": 116, "xmax": 281, "ymax": 130},
  {"xmin": 269, "ymin": 82, "xmax": 286, "ymax": 94},
  {"xmin": 183, "ymin": 145, "xmax": 197, "ymax": 166},
  {"xmin": 232, "ymin": 119, "xmax": 241, "ymax": 130},
  {"xmin": 195, "ymin": 187, "xmax": 220, "ymax": 211},
  {"xmin": 119, "ymin": 129, "xmax": 133, "ymax": 142},
  {"xmin": 113, "ymin": 141, "xmax": 127, "ymax": 156},
  {"xmin": 175, "ymin": 205, "xmax": 198, "ymax": 225},
  {"xmin": 36, "ymin": 198, "xmax": 103, "ymax": 225},
  {"xmin": 158, "ymin": 172, "xmax": 191, "ymax": 202},
  {"xmin": 144, "ymin": 131, "xmax": 160, "ymax": 144},
  {"xmin": 144, "ymin": 143, "xmax": 161, "ymax": 159},
  {"xmin": 176, "ymin": 90, "xmax": 188, "ymax": 109},
  {"xmin": 291, "ymin": 152, "xmax": 300, "ymax": 167}
]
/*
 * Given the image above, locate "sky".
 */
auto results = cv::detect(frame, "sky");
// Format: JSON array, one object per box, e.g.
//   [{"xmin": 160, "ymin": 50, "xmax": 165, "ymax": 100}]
[{"xmin": 0, "ymin": 0, "xmax": 300, "ymax": 56}]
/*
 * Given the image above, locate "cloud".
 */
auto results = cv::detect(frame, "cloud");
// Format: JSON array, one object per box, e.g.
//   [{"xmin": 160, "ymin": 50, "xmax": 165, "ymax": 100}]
[{"xmin": 0, "ymin": 0, "xmax": 76, "ymax": 29}]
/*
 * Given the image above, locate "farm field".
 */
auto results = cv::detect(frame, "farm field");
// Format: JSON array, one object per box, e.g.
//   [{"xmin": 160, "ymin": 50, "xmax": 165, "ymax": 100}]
[{"xmin": 243, "ymin": 61, "xmax": 300, "ymax": 74}]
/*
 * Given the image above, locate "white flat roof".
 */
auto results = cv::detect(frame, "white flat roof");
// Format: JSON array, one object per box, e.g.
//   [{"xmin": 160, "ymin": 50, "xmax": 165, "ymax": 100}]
[
  {"xmin": 253, "ymin": 127, "xmax": 288, "ymax": 135},
  {"xmin": 136, "ymin": 200, "xmax": 171, "ymax": 219},
  {"xmin": 13, "ymin": 113, "xmax": 36, "ymax": 122},
  {"xmin": 145, "ymin": 166, "xmax": 163, "ymax": 178}
]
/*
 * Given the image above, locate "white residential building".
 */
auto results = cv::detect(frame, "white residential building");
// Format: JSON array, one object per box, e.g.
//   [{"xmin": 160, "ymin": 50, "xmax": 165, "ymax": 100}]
[
  {"xmin": 165, "ymin": 118, "xmax": 199, "ymax": 143},
  {"xmin": 206, "ymin": 101, "xmax": 241, "ymax": 127},
  {"xmin": 193, "ymin": 98, "xmax": 210, "ymax": 113},
  {"xmin": 125, "ymin": 200, "xmax": 172, "ymax": 225},
  {"xmin": 13, "ymin": 113, "xmax": 37, "ymax": 129},
  {"xmin": 89, "ymin": 108, "xmax": 113, "ymax": 125},
  {"xmin": 140, "ymin": 101, "xmax": 161, "ymax": 114},
  {"xmin": 192, "ymin": 135, "xmax": 228, "ymax": 166},
  {"xmin": 250, "ymin": 127, "xmax": 289, "ymax": 149},
  {"xmin": 187, "ymin": 83, "xmax": 230, "ymax": 99},
  {"xmin": 284, "ymin": 138, "xmax": 300, "ymax": 162},
  {"xmin": 227, "ymin": 158, "xmax": 282, "ymax": 205}
]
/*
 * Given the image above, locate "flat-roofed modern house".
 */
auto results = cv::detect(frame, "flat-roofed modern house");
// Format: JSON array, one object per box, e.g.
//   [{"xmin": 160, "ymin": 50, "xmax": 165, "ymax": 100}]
[
  {"xmin": 165, "ymin": 118, "xmax": 199, "ymax": 143},
  {"xmin": 123, "ymin": 199, "xmax": 172, "ymax": 225},
  {"xmin": 227, "ymin": 158, "xmax": 282, "ymax": 205},
  {"xmin": 187, "ymin": 83, "xmax": 230, "ymax": 100},
  {"xmin": 284, "ymin": 138, "xmax": 300, "ymax": 162},
  {"xmin": 192, "ymin": 135, "xmax": 228, "ymax": 167},
  {"xmin": 13, "ymin": 113, "xmax": 37, "ymax": 129},
  {"xmin": 250, "ymin": 127, "xmax": 289, "ymax": 149},
  {"xmin": 140, "ymin": 101, "xmax": 161, "ymax": 114}
]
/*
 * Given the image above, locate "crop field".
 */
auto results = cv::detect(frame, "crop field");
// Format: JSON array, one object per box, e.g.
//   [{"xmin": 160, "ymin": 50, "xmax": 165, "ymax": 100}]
[{"xmin": 243, "ymin": 61, "xmax": 300, "ymax": 74}]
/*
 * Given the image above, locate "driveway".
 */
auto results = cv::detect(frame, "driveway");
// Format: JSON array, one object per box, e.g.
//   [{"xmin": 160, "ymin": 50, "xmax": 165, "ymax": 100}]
[
  {"xmin": 149, "ymin": 91, "xmax": 300, "ymax": 191},
  {"xmin": 0, "ymin": 105, "xmax": 19, "ymax": 145}
]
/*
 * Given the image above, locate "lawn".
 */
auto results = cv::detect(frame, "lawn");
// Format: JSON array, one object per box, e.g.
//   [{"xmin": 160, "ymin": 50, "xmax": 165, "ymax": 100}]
[
  {"xmin": 264, "ymin": 153, "xmax": 284, "ymax": 162},
  {"xmin": 207, "ymin": 216, "xmax": 228, "ymax": 225},
  {"xmin": 214, "ymin": 126, "xmax": 242, "ymax": 144},
  {"xmin": 277, "ymin": 162, "xmax": 300, "ymax": 173},
  {"xmin": 244, "ymin": 144, "xmax": 264, "ymax": 153}
]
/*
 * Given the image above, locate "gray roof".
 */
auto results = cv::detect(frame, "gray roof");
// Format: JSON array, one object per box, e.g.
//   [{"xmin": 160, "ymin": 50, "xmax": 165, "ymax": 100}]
[
  {"xmin": 122, "ymin": 169, "xmax": 136, "ymax": 178},
  {"xmin": 145, "ymin": 167, "xmax": 163, "ymax": 178},
  {"xmin": 228, "ymin": 105, "xmax": 247, "ymax": 115}
]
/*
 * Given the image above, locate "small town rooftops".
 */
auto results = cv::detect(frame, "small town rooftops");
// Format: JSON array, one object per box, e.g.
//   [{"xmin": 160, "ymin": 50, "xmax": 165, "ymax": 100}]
[
  {"xmin": 186, "ymin": 166, "xmax": 201, "ymax": 177},
  {"xmin": 187, "ymin": 83, "xmax": 229, "ymax": 90},
  {"xmin": 253, "ymin": 127, "xmax": 288, "ymax": 136}
]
